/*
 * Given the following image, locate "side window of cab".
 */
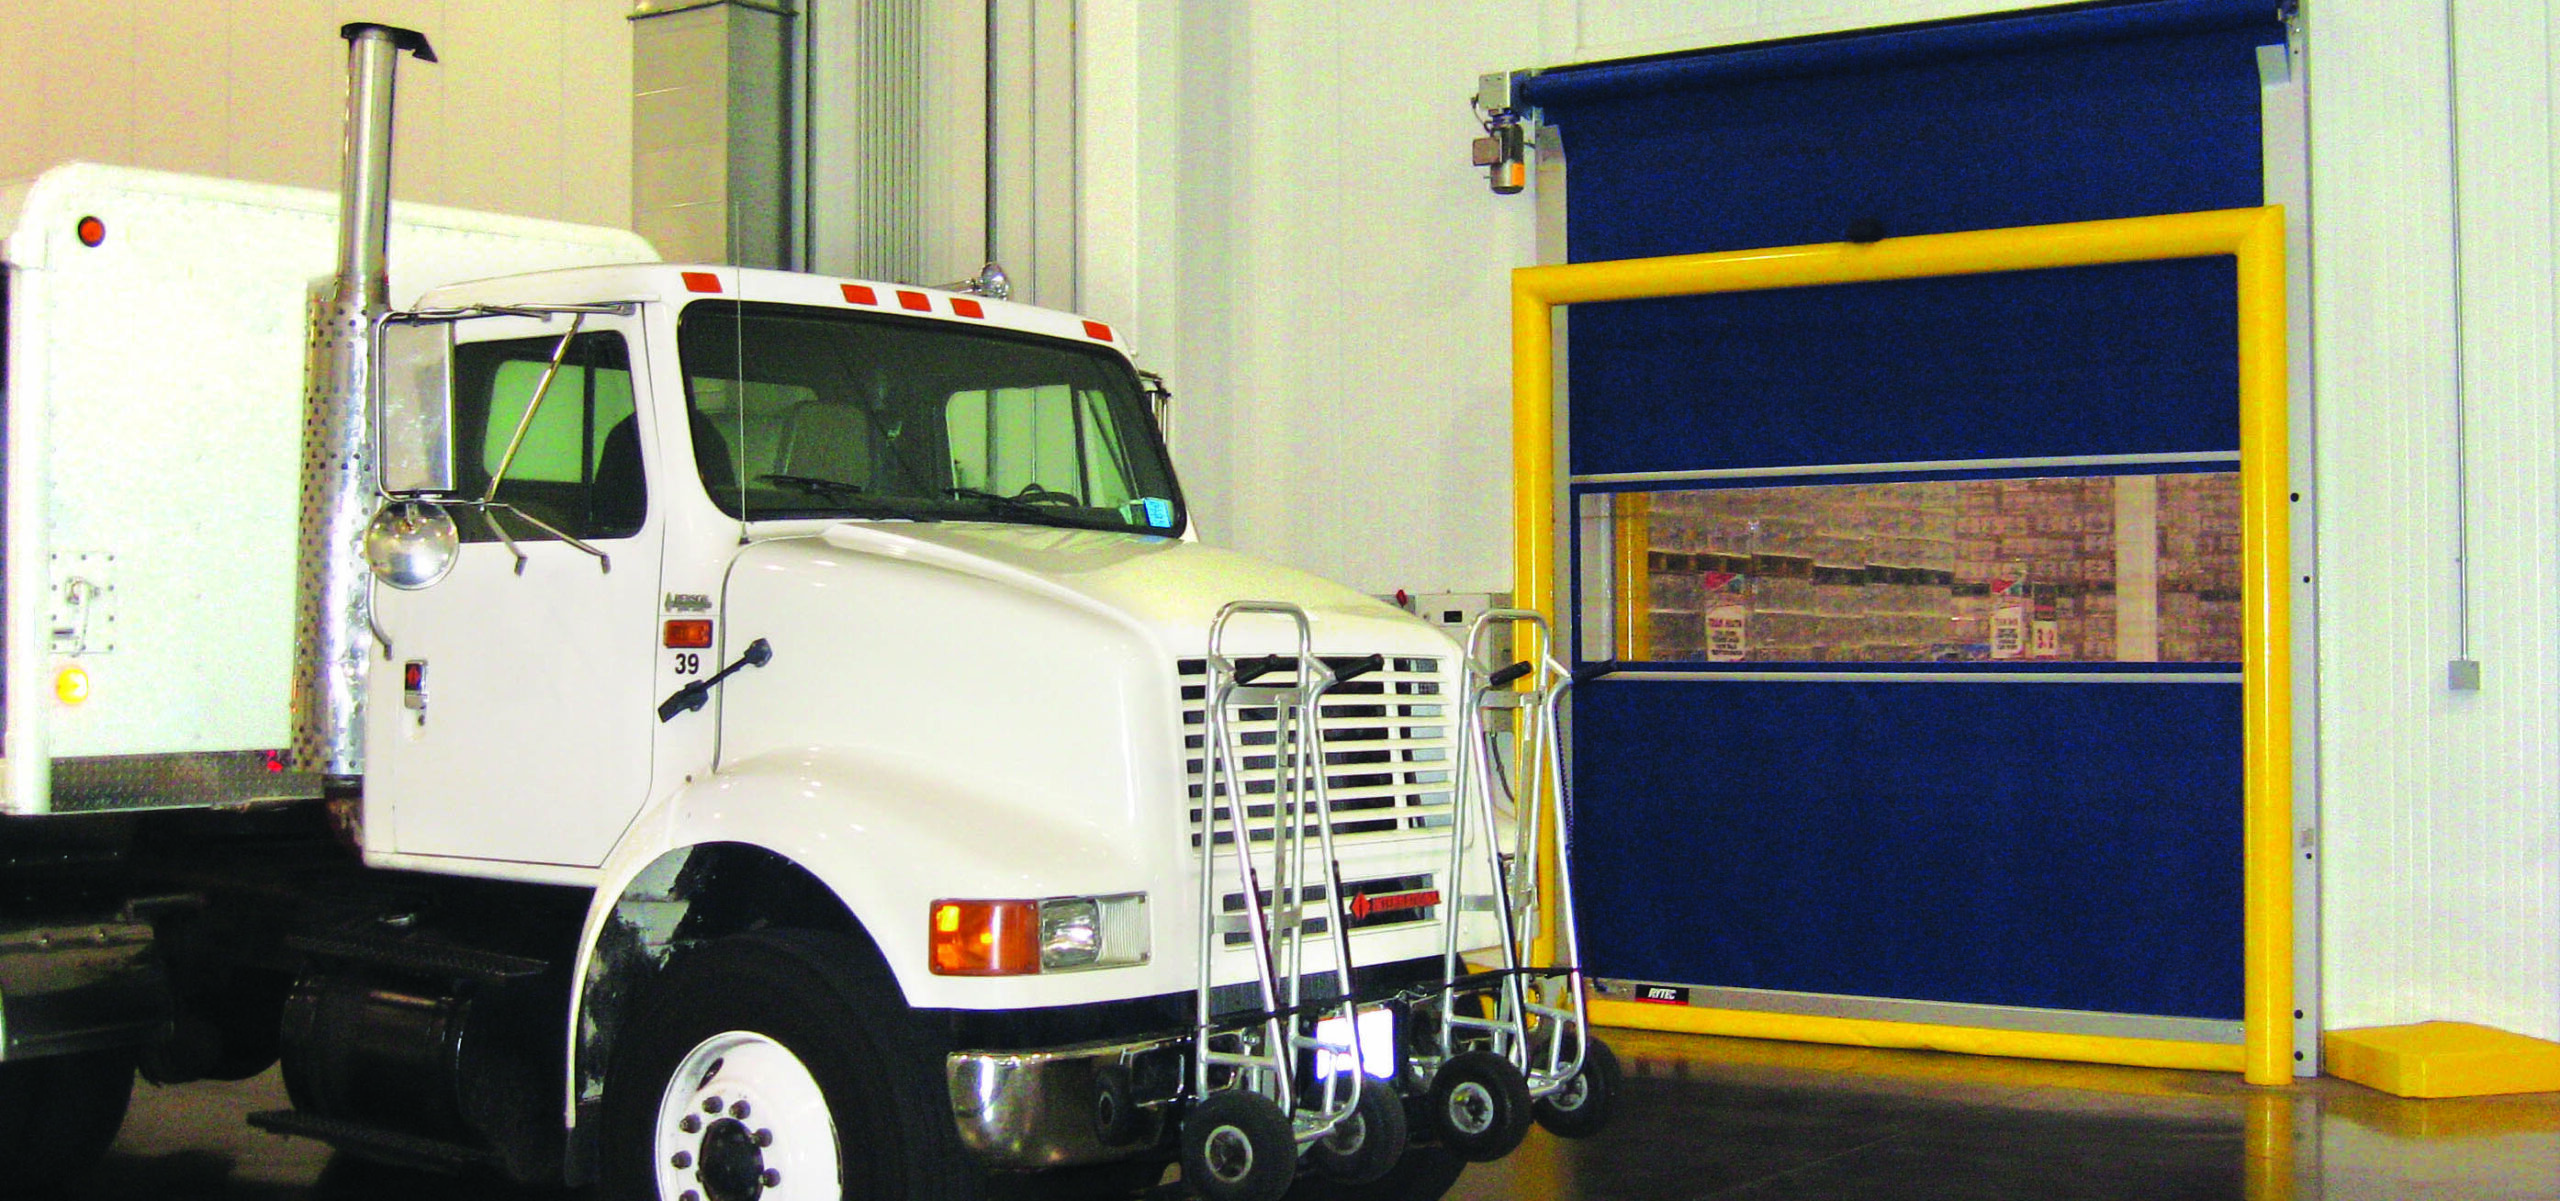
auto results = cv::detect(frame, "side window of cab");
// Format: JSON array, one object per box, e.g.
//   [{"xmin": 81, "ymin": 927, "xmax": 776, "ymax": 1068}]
[{"xmin": 449, "ymin": 332, "xmax": 645, "ymax": 541}]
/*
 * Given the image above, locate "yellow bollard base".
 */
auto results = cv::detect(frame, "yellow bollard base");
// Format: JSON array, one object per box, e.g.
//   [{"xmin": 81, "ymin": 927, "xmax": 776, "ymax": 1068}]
[{"xmin": 2325, "ymin": 1022, "xmax": 2560, "ymax": 1098}]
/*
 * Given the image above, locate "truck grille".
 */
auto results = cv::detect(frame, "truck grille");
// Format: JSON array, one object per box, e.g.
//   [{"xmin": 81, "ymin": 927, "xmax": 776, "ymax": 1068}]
[{"xmin": 1180, "ymin": 655, "xmax": 1453, "ymax": 847}]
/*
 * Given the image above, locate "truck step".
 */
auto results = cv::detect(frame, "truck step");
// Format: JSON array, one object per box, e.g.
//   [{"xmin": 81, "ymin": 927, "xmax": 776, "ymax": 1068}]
[
  {"xmin": 286, "ymin": 930, "xmax": 551, "ymax": 982},
  {"xmin": 246, "ymin": 1109, "xmax": 503, "ymax": 1173}
]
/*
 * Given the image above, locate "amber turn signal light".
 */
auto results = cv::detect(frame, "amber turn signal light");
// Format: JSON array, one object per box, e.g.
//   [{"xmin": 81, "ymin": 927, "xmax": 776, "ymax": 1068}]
[{"xmin": 929, "ymin": 899, "xmax": 1041, "ymax": 976}]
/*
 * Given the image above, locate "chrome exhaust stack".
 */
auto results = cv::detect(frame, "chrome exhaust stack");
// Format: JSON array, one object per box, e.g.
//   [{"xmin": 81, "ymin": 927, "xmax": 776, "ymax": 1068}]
[{"xmin": 293, "ymin": 22, "xmax": 435, "ymax": 786}]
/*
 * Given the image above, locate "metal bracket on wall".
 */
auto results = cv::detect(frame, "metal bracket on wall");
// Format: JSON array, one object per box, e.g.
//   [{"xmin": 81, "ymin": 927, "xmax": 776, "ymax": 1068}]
[{"xmin": 1472, "ymin": 71, "xmax": 1529, "ymax": 195}]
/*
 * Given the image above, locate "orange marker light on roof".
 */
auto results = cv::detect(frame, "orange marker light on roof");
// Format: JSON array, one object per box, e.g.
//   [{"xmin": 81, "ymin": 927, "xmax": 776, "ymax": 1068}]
[
  {"xmin": 681, "ymin": 271, "xmax": 723, "ymax": 294},
  {"xmin": 896, "ymin": 290, "xmax": 932, "ymax": 313},
  {"xmin": 950, "ymin": 298, "xmax": 984, "ymax": 319},
  {"xmin": 929, "ymin": 899, "xmax": 1040, "ymax": 975},
  {"xmin": 842, "ymin": 283, "xmax": 877, "ymax": 306},
  {"xmin": 75, "ymin": 216, "xmax": 105, "ymax": 247},
  {"xmin": 1083, "ymin": 320, "xmax": 1114, "ymax": 342}
]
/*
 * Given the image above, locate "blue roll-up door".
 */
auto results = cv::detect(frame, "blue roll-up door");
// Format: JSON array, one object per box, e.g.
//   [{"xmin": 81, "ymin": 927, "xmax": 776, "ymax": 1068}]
[{"xmin": 1525, "ymin": 0, "xmax": 2286, "ymax": 1028}]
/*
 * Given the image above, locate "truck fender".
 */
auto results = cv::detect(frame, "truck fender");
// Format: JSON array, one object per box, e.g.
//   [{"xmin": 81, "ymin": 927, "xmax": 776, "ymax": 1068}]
[{"xmin": 560, "ymin": 745, "xmax": 1142, "ymax": 1146}]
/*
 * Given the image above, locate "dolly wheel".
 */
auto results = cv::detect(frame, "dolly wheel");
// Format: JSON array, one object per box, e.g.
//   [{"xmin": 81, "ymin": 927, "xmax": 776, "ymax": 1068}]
[
  {"xmin": 1427, "ymin": 1052, "xmax": 1530, "ymax": 1163},
  {"xmin": 1531, "ymin": 1037, "xmax": 1620, "ymax": 1139},
  {"xmin": 1181, "ymin": 1090, "xmax": 1295, "ymax": 1201},
  {"xmin": 1093, "ymin": 1064, "xmax": 1143, "ymax": 1147},
  {"xmin": 1307, "ymin": 1079, "xmax": 1408, "ymax": 1185}
]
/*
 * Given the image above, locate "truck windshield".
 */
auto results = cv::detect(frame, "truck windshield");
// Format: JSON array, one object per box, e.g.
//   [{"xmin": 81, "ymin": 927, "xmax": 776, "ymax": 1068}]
[{"xmin": 677, "ymin": 300, "xmax": 1185, "ymax": 535}]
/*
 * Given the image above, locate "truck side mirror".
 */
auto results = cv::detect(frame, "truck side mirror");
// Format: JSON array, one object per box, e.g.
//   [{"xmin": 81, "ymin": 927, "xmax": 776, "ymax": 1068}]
[
  {"xmin": 364, "ymin": 499, "xmax": 459, "ymax": 590},
  {"xmin": 375, "ymin": 317, "xmax": 455, "ymax": 496}
]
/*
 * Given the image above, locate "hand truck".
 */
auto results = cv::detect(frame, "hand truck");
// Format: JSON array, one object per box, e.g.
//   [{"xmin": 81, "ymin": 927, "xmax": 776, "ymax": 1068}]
[
  {"xmin": 1412, "ymin": 608, "xmax": 1618, "ymax": 1161},
  {"xmin": 1179, "ymin": 602, "xmax": 1402, "ymax": 1201}
]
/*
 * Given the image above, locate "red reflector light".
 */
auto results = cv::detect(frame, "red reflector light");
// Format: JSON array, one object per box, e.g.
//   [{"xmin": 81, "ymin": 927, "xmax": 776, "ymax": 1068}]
[
  {"xmin": 1083, "ymin": 320, "xmax": 1114, "ymax": 342},
  {"xmin": 681, "ymin": 271, "xmax": 723, "ymax": 294},
  {"xmin": 897, "ymin": 290, "xmax": 932, "ymax": 312},
  {"xmin": 930, "ymin": 900, "xmax": 1041, "ymax": 976},
  {"xmin": 663, "ymin": 619, "xmax": 714, "ymax": 649},
  {"xmin": 403, "ymin": 662, "xmax": 425, "ymax": 690},
  {"xmin": 842, "ymin": 283, "xmax": 878, "ymax": 305},
  {"xmin": 75, "ymin": 216, "xmax": 105, "ymax": 247},
  {"xmin": 950, "ymin": 298, "xmax": 984, "ymax": 319}
]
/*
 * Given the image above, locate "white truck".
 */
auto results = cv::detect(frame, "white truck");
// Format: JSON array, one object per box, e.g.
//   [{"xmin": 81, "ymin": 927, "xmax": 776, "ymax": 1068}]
[{"xmin": 0, "ymin": 24, "xmax": 1613, "ymax": 1201}]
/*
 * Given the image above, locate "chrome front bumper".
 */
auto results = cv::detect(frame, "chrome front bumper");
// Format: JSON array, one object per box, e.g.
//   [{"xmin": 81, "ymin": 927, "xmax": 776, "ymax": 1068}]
[{"xmin": 946, "ymin": 1034, "xmax": 1181, "ymax": 1169}]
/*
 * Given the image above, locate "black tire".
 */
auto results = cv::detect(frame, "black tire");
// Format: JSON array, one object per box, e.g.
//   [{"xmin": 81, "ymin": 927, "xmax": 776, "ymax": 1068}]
[
  {"xmin": 1305, "ymin": 1080, "xmax": 1406, "ymax": 1185},
  {"xmin": 1179, "ymin": 1089, "xmax": 1295, "ymax": 1201},
  {"xmin": 1281, "ymin": 1144, "xmax": 1467, "ymax": 1201},
  {"xmin": 1531, "ymin": 1036, "xmax": 1619, "ymax": 1139},
  {"xmin": 599, "ymin": 928, "xmax": 981, "ymax": 1201},
  {"xmin": 0, "ymin": 1047, "xmax": 136, "ymax": 1191},
  {"xmin": 1425, "ymin": 1051, "xmax": 1529, "ymax": 1164}
]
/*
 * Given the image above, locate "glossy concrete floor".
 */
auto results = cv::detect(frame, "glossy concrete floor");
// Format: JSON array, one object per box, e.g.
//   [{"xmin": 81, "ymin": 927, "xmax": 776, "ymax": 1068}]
[{"xmin": 58, "ymin": 1028, "xmax": 2560, "ymax": 1200}]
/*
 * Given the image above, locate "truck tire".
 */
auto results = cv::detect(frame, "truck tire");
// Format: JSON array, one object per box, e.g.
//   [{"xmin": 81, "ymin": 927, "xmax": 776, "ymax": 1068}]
[
  {"xmin": 600, "ymin": 929, "xmax": 981, "ymax": 1201},
  {"xmin": 0, "ymin": 1047, "xmax": 136, "ymax": 1190}
]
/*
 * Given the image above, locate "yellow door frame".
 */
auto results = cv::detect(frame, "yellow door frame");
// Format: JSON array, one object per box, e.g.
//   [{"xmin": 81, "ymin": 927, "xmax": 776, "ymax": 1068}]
[{"xmin": 1513, "ymin": 207, "xmax": 2292, "ymax": 1085}]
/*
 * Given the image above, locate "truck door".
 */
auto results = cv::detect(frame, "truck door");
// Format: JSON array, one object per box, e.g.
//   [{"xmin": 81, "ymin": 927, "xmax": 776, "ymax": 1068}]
[{"xmin": 367, "ymin": 313, "xmax": 663, "ymax": 870}]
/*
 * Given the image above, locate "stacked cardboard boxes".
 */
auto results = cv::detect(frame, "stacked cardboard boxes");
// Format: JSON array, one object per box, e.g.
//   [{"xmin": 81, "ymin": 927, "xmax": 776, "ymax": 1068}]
[{"xmin": 1629, "ymin": 472, "xmax": 2241, "ymax": 665}]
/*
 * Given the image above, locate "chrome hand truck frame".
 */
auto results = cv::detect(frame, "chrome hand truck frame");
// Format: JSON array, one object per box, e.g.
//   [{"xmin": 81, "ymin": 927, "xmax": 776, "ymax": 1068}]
[
  {"xmin": 1413, "ymin": 608, "xmax": 1608, "ymax": 1154},
  {"xmin": 1181, "ymin": 602, "xmax": 1386, "ymax": 1200}
]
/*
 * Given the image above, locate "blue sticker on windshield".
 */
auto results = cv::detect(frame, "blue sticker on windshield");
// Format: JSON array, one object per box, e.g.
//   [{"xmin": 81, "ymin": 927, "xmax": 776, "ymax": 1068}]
[{"xmin": 1135, "ymin": 497, "xmax": 1174, "ymax": 529}]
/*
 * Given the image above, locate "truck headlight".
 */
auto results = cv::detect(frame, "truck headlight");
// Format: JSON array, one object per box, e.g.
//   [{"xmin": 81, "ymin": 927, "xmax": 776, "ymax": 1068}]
[{"xmin": 930, "ymin": 893, "xmax": 1149, "ymax": 976}]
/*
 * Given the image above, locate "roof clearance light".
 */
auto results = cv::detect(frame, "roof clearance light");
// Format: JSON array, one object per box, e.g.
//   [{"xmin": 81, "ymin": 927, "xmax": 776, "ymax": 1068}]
[
  {"xmin": 663, "ymin": 619, "xmax": 714, "ymax": 649},
  {"xmin": 896, "ymin": 290, "xmax": 932, "ymax": 313},
  {"xmin": 681, "ymin": 271, "xmax": 723, "ymax": 294},
  {"xmin": 842, "ymin": 283, "xmax": 878, "ymax": 306},
  {"xmin": 75, "ymin": 216, "xmax": 106, "ymax": 247},
  {"xmin": 950, "ymin": 298, "xmax": 985, "ymax": 319},
  {"xmin": 929, "ymin": 899, "xmax": 1041, "ymax": 976},
  {"xmin": 1083, "ymin": 320, "xmax": 1114, "ymax": 342},
  {"xmin": 55, "ymin": 666, "xmax": 91, "ymax": 704}
]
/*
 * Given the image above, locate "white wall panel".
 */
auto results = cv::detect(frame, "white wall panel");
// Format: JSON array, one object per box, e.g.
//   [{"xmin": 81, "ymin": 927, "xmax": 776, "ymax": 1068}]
[
  {"xmin": 2313, "ymin": 0, "xmax": 2560, "ymax": 1039},
  {"xmin": 0, "ymin": 1, "xmax": 633, "ymax": 229},
  {"xmin": 1084, "ymin": 0, "xmax": 1542, "ymax": 592}
]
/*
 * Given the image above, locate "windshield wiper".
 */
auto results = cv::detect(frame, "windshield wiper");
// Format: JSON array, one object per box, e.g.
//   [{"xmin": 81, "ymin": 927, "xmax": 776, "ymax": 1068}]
[
  {"xmin": 945, "ymin": 487, "xmax": 1112, "ymax": 529},
  {"xmin": 947, "ymin": 485, "xmax": 1052, "ymax": 508},
  {"xmin": 764, "ymin": 472, "xmax": 867, "ymax": 499},
  {"xmin": 758, "ymin": 473, "xmax": 936, "ymax": 521}
]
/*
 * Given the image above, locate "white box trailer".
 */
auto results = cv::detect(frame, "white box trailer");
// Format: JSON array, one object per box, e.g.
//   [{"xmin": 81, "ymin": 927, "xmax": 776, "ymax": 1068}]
[
  {"xmin": 0, "ymin": 23, "xmax": 1613, "ymax": 1201},
  {"xmin": 0, "ymin": 163, "xmax": 653, "ymax": 814}
]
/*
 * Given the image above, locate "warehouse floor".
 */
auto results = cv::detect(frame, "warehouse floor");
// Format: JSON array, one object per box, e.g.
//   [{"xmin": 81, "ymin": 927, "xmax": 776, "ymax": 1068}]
[{"xmin": 62, "ymin": 1028, "xmax": 2560, "ymax": 1199}]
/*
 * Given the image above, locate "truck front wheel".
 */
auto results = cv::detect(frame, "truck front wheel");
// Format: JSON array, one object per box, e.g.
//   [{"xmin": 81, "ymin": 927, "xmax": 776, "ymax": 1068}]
[
  {"xmin": 0, "ymin": 1047, "xmax": 136, "ymax": 1190},
  {"xmin": 601, "ymin": 929, "xmax": 978, "ymax": 1201}
]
